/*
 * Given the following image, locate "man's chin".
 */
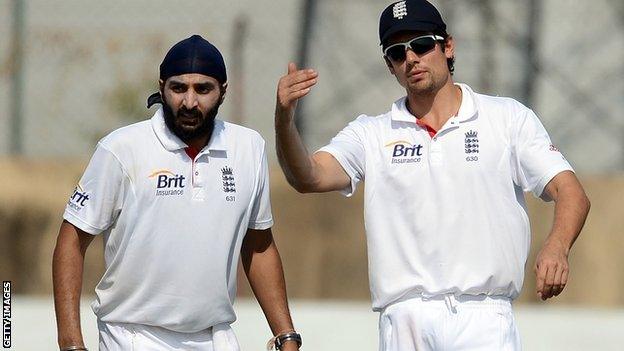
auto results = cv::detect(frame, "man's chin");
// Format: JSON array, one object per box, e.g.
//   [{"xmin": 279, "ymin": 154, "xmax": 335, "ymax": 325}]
[
  {"xmin": 408, "ymin": 80, "xmax": 436, "ymax": 95},
  {"xmin": 174, "ymin": 127, "xmax": 202, "ymax": 140},
  {"xmin": 161, "ymin": 101, "xmax": 219, "ymax": 143},
  {"xmin": 170, "ymin": 119, "xmax": 215, "ymax": 142}
]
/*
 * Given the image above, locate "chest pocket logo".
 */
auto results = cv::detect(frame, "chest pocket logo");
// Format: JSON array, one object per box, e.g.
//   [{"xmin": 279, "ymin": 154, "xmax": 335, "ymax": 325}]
[
  {"xmin": 385, "ymin": 140, "xmax": 423, "ymax": 164},
  {"xmin": 221, "ymin": 166, "xmax": 237, "ymax": 202},
  {"xmin": 464, "ymin": 130, "xmax": 479, "ymax": 162},
  {"xmin": 149, "ymin": 169, "xmax": 186, "ymax": 196},
  {"xmin": 221, "ymin": 167, "xmax": 236, "ymax": 193}
]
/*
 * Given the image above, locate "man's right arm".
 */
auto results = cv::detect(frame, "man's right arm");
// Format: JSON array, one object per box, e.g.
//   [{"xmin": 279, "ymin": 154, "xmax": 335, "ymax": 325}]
[
  {"xmin": 275, "ymin": 62, "xmax": 350, "ymax": 193},
  {"xmin": 53, "ymin": 220, "xmax": 95, "ymax": 349}
]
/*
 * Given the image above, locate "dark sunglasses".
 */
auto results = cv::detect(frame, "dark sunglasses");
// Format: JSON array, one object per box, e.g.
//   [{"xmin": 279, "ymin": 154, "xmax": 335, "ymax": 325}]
[{"xmin": 383, "ymin": 35, "xmax": 445, "ymax": 62}]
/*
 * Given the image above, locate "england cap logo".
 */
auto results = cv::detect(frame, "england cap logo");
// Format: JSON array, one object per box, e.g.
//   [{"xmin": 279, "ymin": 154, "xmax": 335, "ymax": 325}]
[{"xmin": 393, "ymin": 1, "xmax": 408, "ymax": 19}]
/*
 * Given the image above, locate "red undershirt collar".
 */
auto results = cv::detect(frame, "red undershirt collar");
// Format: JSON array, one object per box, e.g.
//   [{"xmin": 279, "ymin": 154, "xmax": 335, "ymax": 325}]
[
  {"xmin": 184, "ymin": 146, "xmax": 200, "ymax": 160},
  {"xmin": 415, "ymin": 118, "xmax": 437, "ymax": 138}
]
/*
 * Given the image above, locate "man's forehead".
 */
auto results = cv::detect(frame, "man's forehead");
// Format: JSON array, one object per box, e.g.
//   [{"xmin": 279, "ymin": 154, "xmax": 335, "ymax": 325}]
[{"xmin": 166, "ymin": 73, "xmax": 219, "ymax": 85}]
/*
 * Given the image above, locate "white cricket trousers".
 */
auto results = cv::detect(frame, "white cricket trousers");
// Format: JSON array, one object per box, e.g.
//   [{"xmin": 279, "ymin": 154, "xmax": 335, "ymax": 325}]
[
  {"xmin": 97, "ymin": 320, "xmax": 240, "ymax": 351},
  {"xmin": 378, "ymin": 295, "xmax": 521, "ymax": 351}
]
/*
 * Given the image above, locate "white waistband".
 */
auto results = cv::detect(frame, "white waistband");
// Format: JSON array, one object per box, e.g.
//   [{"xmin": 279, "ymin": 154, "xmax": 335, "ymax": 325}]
[{"xmin": 383, "ymin": 294, "xmax": 512, "ymax": 314}]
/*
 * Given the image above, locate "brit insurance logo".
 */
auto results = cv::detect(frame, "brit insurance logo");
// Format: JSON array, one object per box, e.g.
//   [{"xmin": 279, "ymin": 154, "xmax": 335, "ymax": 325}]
[
  {"xmin": 67, "ymin": 184, "xmax": 89, "ymax": 212},
  {"xmin": 386, "ymin": 140, "xmax": 423, "ymax": 164},
  {"xmin": 149, "ymin": 169, "xmax": 186, "ymax": 196},
  {"xmin": 464, "ymin": 130, "xmax": 479, "ymax": 162}
]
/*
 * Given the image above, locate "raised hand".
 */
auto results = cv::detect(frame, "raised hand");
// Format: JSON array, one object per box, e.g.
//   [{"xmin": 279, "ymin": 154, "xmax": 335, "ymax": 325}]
[{"xmin": 275, "ymin": 62, "xmax": 318, "ymax": 125}]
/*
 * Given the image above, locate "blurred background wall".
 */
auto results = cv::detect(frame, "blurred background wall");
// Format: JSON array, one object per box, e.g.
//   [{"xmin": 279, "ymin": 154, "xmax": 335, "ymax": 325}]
[
  {"xmin": 1, "ymin": 0, "xmax": 623, "ymax": 349},
  {"xmin": 1, "ymin": 0, "xmax": 623, "ymax": 166}
]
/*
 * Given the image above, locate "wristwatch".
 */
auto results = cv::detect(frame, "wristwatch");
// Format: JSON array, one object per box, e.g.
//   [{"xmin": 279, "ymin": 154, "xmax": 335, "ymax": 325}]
[
  {"xmin": 275, "ymin": 332, "xmax": 302, "ymax": 350},
  {"xmin": 267, "ymin": 331, "xmax": 302, "ymax": 350}
]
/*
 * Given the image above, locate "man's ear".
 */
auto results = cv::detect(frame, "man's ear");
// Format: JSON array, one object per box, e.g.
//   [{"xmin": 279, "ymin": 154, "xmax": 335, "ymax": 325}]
[
  {"xmin": 384, "ymin": 56, "xmax": 396, "ymax": 76},
  {"xmin": 443, "ymin": 35, "xmax": 455, "ymax": 59},
  {"xmin": 159, "ymin": 79, "xmax": 165, "ymax": 94},
  {"xmin": 220, "ymin": 82, "xmax": 228, "ymax": 104}
]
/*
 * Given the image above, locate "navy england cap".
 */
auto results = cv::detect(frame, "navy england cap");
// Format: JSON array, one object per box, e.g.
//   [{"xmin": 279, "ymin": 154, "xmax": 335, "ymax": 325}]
[{"xmin": 379, "ymin": 0, "xmax": 447, "ymax": 46}]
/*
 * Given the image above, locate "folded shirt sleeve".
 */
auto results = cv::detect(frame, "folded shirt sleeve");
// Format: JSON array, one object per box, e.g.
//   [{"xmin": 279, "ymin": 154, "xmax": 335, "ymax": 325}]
[
  {"xmin": 248, "ymin": 144, "xmax": 274, "ymax": 230},
  {"xmin": 63, "ymin": 143, "xmax": 129, "ymax": 234},
  {"xmin": 316, "ymin": 116, "xmax": 367, "ymax": 197},
  {"xmin": 511, "ymin": 108, "xmax": 573, "ymax": 200}
]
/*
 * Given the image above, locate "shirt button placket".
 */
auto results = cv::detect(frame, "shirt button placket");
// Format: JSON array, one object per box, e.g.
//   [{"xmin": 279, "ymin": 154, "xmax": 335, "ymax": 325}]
[
  {"xmin": 191, "ymin": 156, "xmax": 206, "ymax": 201},
  {"xmin": 192, "ymin": 163, "xmax": 201, "ymax": 187},
  {"xmin": 430, "ymin": 137, "xmax": 443, "ymax": 166}
]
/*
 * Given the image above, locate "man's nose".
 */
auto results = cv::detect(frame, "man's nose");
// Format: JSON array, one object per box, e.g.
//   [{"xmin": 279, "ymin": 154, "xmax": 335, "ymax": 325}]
[
  {"xmin": 405, "ymin": 48, "xmax": 420, "ymax": 65},
  {"xmin": 182, "ymin": 90, "xmax": 199, "ymax": 109}
]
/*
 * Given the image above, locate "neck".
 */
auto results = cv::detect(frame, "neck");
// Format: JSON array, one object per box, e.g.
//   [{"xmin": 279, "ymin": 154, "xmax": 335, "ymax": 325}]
[
  {"xmin": 405, "ymin": 79, "xmax": 462, "ymax": 131},
  {"xmin": 185, "ymin": 135, "xmax": 211, "ymax": 151}
]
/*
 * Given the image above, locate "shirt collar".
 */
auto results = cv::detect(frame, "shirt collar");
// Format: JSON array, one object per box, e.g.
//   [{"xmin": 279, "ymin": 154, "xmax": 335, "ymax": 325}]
[
  {"xmin": 151, "ymin": 107, "xmax": 228, "ymax": 153},
  {"xmin": 454, "ymin": 83, "xmax": 478, "ymax": 123},
  {"xmin": 390, "ymin": 83, "xmax": 478, "ymax": 124}
]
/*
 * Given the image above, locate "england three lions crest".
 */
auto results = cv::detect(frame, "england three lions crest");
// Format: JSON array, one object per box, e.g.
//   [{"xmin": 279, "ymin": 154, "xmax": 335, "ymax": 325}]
[
  {"xmin": 464, "ymin": 130, "xmax": 479, "ymax": 154},
  {"xmin": 393, "ymin": 1, "xmax": 408, "ymax": 19},
  {"xmin": 221, "ymin": 166, "xmax": 236, "ymax": 193}
]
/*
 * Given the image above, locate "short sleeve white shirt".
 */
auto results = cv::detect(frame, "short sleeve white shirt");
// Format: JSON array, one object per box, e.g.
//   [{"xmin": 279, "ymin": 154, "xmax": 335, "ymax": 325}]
[
  {"xmin": 318, "ymin": 84, "xmax": 572, "ymax": 310},
  {"xmin": 63, "ymin": 108, "xmax": 273, "ymax": 332}
]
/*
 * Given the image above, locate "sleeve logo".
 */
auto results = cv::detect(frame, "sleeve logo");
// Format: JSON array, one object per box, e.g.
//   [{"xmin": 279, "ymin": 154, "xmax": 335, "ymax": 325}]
[{"xmin": 68, "ymin": 184, "xmax": 89, "ymax": 211}]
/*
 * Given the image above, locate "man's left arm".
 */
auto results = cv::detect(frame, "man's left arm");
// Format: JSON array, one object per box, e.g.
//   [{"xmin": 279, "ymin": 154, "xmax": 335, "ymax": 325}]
[
  {"xmin": 241, "ymin": 228, "xmax": 299, "ymax": 351},
  {"xmin": 535, "ymin": 170, "xmax": 590, "ymax": 300}
]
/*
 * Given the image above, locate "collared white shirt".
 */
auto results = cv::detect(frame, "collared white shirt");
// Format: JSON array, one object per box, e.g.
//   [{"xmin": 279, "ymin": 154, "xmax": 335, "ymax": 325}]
[
  {"xmin": 318, "ymin": 83, "xmax": 573, "ymax": 311},
  {"xmin": 64, "ymin": 108, "xmax": 273, "ymax": 332}
]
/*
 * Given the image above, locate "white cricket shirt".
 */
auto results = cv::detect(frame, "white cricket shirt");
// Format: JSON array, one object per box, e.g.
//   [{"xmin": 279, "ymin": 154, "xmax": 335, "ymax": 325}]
[
  {"xmin": 64, "ymin": 108, "xmax": 273, "ymax": 332},
  {"xmin": 318, "ymin": 84, "xmax": 573, "ymax": 311}
]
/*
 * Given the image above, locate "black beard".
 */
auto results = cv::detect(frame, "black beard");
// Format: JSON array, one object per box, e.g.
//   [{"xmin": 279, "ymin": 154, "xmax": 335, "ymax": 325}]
[{"xmin": 162, "ymin": 99, "xmax": 219, "ymax": 144}]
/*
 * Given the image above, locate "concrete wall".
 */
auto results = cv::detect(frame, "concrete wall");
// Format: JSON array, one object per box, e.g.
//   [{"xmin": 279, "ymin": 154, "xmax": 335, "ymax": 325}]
[
  {"xmin": 1, "ymin": 158, "xmax": 622, "ymax": 307},
  {"xmin": 2, "ymin": 0, "xmax": 623, "ymax": 172}
]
